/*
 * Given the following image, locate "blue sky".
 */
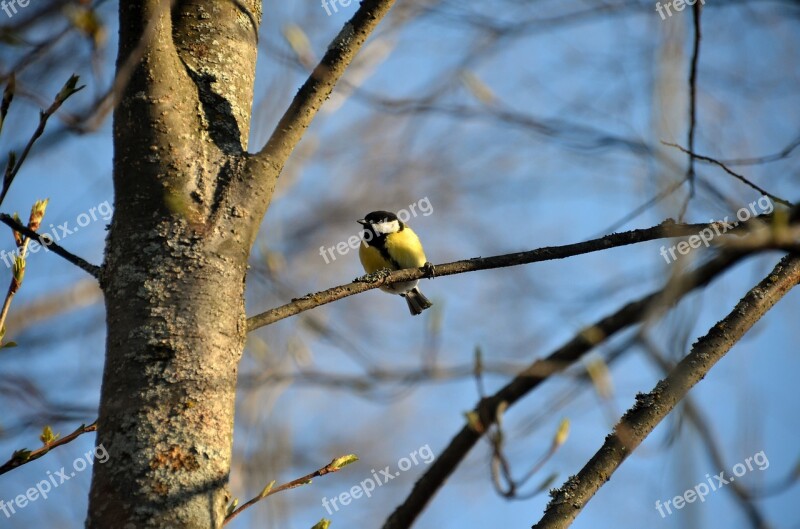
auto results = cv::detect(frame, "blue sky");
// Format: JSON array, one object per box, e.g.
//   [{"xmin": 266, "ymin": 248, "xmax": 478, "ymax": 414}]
[{"xmin": 0, "ymin": 1, "xmax": 798, "ymax": 528}]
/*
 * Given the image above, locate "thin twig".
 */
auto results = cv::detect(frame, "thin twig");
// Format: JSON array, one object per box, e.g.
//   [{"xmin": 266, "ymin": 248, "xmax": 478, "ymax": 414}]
[
  {"xmin": 240, "ymin": 362, "xmax": 527, "ymax": 395},
  {"xmin": 0, "ymin": 200, "xmax": 47, "ymax": 343},
  {"xmin": 720, "ymin": 134, "xmax": 800, "ymax": 166},
  {"xmin": 681, "ymin": 0, "xmax": 703, "ymax": 220},
  {"xmin": 0, "ymin": 74, "xmax": 14, "ymax": 136},
  {"xmin": 0, "ymin": 75, "xmax": 84, "ymax": 208},
  {"xmin": 596, "ymin": 177, "xmax": 686, "ymax": 236},
  {"xmin": 0, "ymin": 213, "xmax": 101, "ymax": 278},
  {"xmin": 222, "ymin": 455, "xmax": 357, "ymax": 526},
  {"xmin": 664, "ymin": 142, "xmax": 793, "ymax": 208},
  {"xmin": 0, "ymin": 421, "xmax": 97, "ymax": 475},
  {"xmin": 0, "ymin": 232, "xmax": 29, "ymax": 337},
  {"xmin": 489, "ymin": 413, "xmax": 567, "ymax": 500}
]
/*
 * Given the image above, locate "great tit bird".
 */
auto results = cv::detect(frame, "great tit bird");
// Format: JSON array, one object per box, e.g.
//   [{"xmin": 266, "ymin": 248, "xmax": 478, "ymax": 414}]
[{"xmin": 357, "ymin": 211, "xmax": 433, "ymax": 316}]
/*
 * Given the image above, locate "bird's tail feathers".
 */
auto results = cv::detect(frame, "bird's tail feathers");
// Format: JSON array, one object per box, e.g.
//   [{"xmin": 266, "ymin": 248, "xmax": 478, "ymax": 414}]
[{"xmin": 403, "ymin": 287, "xmax": 433, "ymax": 316}]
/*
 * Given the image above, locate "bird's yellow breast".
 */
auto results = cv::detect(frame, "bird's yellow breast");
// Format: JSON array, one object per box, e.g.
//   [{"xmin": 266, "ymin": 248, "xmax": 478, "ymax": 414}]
[
  {"xmin": 359, "ymin": 226, "xmax": 427, "ymax": 273},
  {"xmin": 359, "ymin": 243, "xmax": 388, "ymax": 274}
]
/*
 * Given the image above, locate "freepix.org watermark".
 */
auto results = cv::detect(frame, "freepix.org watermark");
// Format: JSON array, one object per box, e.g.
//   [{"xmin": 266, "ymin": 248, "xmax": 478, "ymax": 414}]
[
  {"xmin": 321, "ymin": 0, "xmax": 355, "ymax": 16},
  {"xmin": 0, "ymin": 200, "xmax": 113, "ymax": 269},
  {"xmin": 1, "ymin": 0, "xmax": 30, "ymax": 18},
  {"xmin": 659, "ymin": 195, "xmax": 774, "ymax": 264},
  {"xmin": 655, "ymin": 450, "xmax": 769, "ymax": 518},
  {"xmin": 0, "ymin": 444, "xmax": 110, "ymax": 519},
  {"xmin": 321, "ymin": 444, "xmax": 435, "ymax": 514},
  {"xmin": 318, "ymin": 197, "xmax": 433, "ymax": 264},
  {"xmin": 656, "ymin": 0, "xmax": 705, "ymax": 21}
]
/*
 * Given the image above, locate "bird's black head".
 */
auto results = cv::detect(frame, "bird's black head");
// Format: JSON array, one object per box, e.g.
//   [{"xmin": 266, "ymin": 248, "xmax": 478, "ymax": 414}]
[
  {"xmin": 362, "ymin": 211, "xmax": 398, "ymax": 224},
  {"xmin": 357, "ymin": 211, "xmax": 404, "ymax": 243}
]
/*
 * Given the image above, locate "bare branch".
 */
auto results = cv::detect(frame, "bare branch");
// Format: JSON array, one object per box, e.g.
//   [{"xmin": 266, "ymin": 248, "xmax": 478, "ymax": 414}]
[
  {"xmin": 0, "ymin": 421, "xmax": 97, "ymax": 475},
  {"xmin": 240, "ymin": 362, "xmax": 525, "ymax": 393},
  {"xmin": 254, "ymin": 0, "xmax": 395, "ymax": 162},
  {"xmin": 381, "ymin": 250, "xmax": 748, "ymax": 529},
  {"xmin": 664, "ymin": 142, "xmax": 793, "ymax": 208},
  {"xmin": 639, "ymin": 336, "xmax": 771, "ymax": 529},
  {"xmin": 0, "ymin": 74, "xmax": 14, "ymax": 136},
  {"xmin": 0, "ymin": 213, "xmax": 101, "ymax": 278},
  {"xmin": 247, "ymin": 218, "xmax": 770, "ymax": 331},
  {"xmin": 531, "ymin": 254, "xmax": 800, "ymax": 529},
  {"xmin": 0, "ymin": 75, "xmax": 84, "ymax": 208},
  {"xmin": 681, "ymin": 0, "xmax": 703, "ymax": 219},
  {"xmin": 242, "ymin": 0, "xmax": 397, "ymax": 214},
  {"xmin": 720, "ymin": 133, "xmax": 800, "ymax": 166},
  {"xmin": 222, "ymin": 454, "xmax": 358, "ymax": 526}
]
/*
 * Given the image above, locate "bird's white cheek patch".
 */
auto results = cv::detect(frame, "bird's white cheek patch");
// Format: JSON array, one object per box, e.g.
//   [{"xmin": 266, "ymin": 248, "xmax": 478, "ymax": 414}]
[{"xmin": 372, "ymin": 220, "xmax": 399, "ymax": 234}]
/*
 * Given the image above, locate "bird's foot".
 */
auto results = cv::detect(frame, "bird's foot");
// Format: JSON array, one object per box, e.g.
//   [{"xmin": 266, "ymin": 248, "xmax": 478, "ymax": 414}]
[{"xmin": 422, "ymin": 261, "xmax": 436, "ymax": 279}]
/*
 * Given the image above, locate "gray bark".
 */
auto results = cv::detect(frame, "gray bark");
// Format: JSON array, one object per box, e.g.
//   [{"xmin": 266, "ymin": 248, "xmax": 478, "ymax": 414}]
[{"xmin": 87, "ymin": 1, "xmax": 266, "ymax": 527}]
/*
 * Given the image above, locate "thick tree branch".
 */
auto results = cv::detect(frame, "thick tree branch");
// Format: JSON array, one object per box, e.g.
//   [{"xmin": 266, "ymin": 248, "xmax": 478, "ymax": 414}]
[
  {"xmin": 638, "ymin": 336, "xmax": 771, "ymax": 529},
  {"xmin": 240, "ymin": 0, "xmax": 397, "ymax": 214},
  {"xmin": 118, "ymin": 0, "xmax": 179, "ymax": 84},
  {"xmin": 381, "ymin": 250, "xmax": 749, "ymax": 529},
  {"xmin": 75, "ymin": 0, "xmax": 170, "ymax": 134},
  {"xmin": 253, "ymin": 0, "xmax": 395, "ymax": 162},
  {"xmin": 247, "ymin": 218, "xmax": 771, "ymax": 331},
  {"xmin": 531, "ymin": 254, "xmax": 800, "ymax": 529}
]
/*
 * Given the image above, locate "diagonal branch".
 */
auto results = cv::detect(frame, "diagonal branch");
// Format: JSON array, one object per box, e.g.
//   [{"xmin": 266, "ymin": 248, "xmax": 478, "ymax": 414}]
[
  {"xmin": 381, "ymin": 250, "xmax": 749, "ymax": 529},
  {"xmin": 0, "ymin": 75, "xmax": 84, "ymax": 209},
  {"xmin": 222, "ymin": 454, "xmax": 357, "ymax": 526},
  {"xmin": 719, "ymin": 133, "xmax": 800, "ymax": 166},
  {"xmin": 638, "ymin": 336, "xmax": 771, "ymax": 529},
  {"xmin": 0, "ymin": 421, "xmax": 97, "ymax": 475},
  {"xmin": 240, "ymin": 0, "xmax": 397, "ymax": 214},
  {"xmin": 664, "ymin": 142, "xmax": 793, "ymax": 207},
  {"xmin": 0, "ymin": 213, "xmax": 101, "ymax": 278},
  {"xmin": 531, "ymin": 254, "xmax": 800, "ymax": 529},
  {"xmin": 253, "ymin": 0, "xmax": 396, "ymax": 163}
]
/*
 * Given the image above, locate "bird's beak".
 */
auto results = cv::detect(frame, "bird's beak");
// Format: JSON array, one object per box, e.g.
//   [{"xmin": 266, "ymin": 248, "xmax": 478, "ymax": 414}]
[{"xmin": 357, "ymin": 219, "xmax": 367, "ymax": 226}]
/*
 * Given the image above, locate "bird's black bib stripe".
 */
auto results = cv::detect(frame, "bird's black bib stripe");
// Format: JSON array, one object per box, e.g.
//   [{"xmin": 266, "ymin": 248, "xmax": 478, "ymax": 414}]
[{"xmin": 365, "ymin": 222, "xmax": 405, "ymax": 271}]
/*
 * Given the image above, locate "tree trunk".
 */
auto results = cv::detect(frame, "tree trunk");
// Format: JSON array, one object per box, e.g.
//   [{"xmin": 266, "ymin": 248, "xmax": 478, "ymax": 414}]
[
  {"xmin": 87, "ymin": 0, "xmax": 395, "ymax": 524},
  {"xmin": 87, "ymin": 1, "xmax": 267, "ymax": 527}
]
